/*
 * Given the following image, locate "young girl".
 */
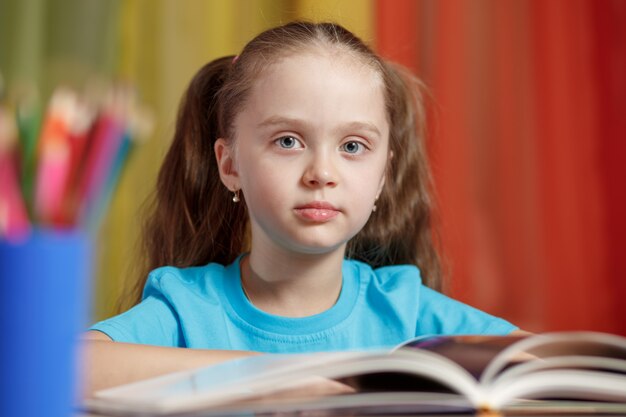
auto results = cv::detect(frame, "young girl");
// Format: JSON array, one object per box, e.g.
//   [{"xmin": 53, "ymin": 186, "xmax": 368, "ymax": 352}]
[{"xmin": 83, "ymin": 21, "xmax": 519, "ymax": 395}]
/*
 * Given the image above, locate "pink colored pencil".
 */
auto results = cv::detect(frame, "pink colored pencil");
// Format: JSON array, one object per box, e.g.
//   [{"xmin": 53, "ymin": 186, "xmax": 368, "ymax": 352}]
[{"xmin": 33, "ymin": 88, "xmax": 78, "ymax": 226}]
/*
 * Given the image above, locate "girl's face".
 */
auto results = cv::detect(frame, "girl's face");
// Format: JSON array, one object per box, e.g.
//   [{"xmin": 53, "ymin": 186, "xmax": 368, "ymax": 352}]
[{"xmin": 216, "ymin": 51, "xmax": 390, "ymax": 256}]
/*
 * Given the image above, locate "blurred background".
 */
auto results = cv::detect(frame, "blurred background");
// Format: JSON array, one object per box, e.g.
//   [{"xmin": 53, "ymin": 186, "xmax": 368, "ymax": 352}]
[{"xmin": 1, "ymin": 0, "xmax": 624, "ymax": 335}]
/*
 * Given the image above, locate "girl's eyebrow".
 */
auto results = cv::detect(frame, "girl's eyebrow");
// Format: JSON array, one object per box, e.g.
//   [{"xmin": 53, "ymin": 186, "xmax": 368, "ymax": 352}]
[
  {"xmin": 257, "ymin": 116, "xmax": 382, "ymax": 138},
  {"xmin": 341, "ymin": 121, "xmax": 382, "ymax": 139},
  {"xmin": 257, "ymin": 115, "xmax": 310, "ymax": 130}
]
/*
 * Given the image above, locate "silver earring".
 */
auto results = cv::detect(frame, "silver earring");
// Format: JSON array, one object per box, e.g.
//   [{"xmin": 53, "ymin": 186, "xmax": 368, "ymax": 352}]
[
  {"xmin": 232, "ymin": 190, "xmax": 240, "ymax": 203},
  {"xmin": 372, "ymin": 204, "xmax": 377, "ymax": 213}
]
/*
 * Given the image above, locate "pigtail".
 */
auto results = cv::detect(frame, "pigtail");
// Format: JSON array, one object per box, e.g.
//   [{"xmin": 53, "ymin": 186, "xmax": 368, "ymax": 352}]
[
  {"xmin": 121, "ymin": 57, "xmax": 249, "ymax": 309},
  {"xmin": 348, "ymin": 61, "xmax": 443, "ymax": 291}
]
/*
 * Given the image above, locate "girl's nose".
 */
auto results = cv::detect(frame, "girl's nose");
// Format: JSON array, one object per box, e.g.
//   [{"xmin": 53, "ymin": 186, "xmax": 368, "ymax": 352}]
[{"xmin": 302, "ymin": 154, "xmax": 338, "ymax": 188}]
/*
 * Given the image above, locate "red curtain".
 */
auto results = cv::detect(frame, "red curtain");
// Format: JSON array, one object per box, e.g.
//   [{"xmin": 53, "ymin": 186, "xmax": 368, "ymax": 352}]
[{"xmin": 376, "ymin": 0, "xmax": 626, "ymax": 334}]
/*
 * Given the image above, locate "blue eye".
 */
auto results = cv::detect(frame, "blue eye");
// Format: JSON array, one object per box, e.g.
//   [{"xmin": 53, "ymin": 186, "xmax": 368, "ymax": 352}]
[
  {"xmin": 341, "ymin": 141, "xmax": 365, "ymax": 154},
  {"xmin": 275, "ymin": 136, "xmax": 302, "ymax": 149}
]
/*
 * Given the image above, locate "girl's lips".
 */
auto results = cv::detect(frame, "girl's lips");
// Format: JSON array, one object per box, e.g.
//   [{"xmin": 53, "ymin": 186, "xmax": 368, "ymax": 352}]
[
  {"xmin": 294, "ymin": 208, "xmax": 340, "ymax": 222},
  {"xmin": 294, "ymin": 202, "xmax": 340, "ymax": 222}
]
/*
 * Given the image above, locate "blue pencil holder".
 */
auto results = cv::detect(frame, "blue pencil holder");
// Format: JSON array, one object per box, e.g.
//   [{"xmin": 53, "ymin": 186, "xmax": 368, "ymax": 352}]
[{"xmin": 0, "ymin": 230, "xmax": 92, "ymax": 417}]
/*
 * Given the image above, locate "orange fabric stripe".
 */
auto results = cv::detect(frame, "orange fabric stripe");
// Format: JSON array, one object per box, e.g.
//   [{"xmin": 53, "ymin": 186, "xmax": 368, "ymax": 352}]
[{"xmin": 374, "ymin": 0, "xmax": 418, "ymax": 72}]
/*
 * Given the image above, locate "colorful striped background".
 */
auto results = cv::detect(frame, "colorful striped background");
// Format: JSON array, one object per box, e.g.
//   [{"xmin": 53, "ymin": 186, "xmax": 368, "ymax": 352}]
[{"xmin": 1, "ymin": 0, "xmax": 624, "ymax": 334}]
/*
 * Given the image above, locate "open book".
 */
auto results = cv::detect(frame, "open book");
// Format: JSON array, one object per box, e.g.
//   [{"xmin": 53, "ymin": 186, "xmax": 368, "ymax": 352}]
[{"xmin": 83, "ymin": 331, "xmax": 626, "ymax": 416}]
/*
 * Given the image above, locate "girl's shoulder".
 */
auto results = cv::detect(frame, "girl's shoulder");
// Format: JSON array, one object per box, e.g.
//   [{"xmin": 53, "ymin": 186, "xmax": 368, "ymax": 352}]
[
  {"xmin": 142, "ymin": 261, "xmax": 230, "ymax": 300},
  {"xmin": 346, "ymin": 258, "xmax": 422, "ymax": 279},
  {"xmin": 345, "ymin": 259, "xmax": 423, "ymax": 290},
  {"xmin": 148, "ymin": 262, "xmax": 226, "ymax": 282}
]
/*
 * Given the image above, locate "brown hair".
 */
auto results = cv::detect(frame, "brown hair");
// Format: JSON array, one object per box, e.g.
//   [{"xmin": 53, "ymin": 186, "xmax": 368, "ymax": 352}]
[{"xmin": 120, "ymin": 21, "xmax": 442, "ymax": 311}]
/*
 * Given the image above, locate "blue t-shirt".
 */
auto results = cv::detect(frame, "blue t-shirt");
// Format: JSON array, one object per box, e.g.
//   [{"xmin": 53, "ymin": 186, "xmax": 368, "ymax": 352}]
[{"xmin": 90, "ymin": 257, "xmax": 517, "ymax": 352}]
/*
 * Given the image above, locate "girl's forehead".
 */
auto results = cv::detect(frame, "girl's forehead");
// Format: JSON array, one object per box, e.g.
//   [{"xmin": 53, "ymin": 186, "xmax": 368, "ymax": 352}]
[{"xmin": 246, "ymin": 51, "xmax": 385, "ymax": 109}]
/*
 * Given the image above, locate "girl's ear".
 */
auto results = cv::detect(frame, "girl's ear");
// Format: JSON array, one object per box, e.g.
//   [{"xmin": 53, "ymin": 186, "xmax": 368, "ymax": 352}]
[{"xmin": 214, "ymin": 138, "xmax": 239, "ymax": 191}]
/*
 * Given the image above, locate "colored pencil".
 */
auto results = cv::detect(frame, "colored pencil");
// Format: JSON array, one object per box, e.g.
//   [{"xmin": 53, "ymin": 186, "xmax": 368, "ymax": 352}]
[
  {"xmin": 0, "ymin": 106, "xmax": 31, "ymax": 241},
  {"xmin": 33, "ymin": 88, "xmax": 77, "ymax": 226},
  {"xmin": 15, "ymin": 87, "xmax": 43, "ymax": 218}
]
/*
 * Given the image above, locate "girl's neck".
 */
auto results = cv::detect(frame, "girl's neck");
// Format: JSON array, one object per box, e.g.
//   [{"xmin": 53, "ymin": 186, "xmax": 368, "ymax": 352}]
[{"xmin": 240, "ymin": 245, "xmax": 346, "ymax": 318}]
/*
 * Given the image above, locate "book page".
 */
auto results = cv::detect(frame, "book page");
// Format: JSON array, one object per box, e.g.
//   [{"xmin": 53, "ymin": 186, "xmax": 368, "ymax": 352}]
[
  {"xmin": 399, "ymin": 335, "xmax": 527, "ymax": 380},
  {"xmin": 482, "ymin": 332, "xmax": 626, "ymax": 384}
]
